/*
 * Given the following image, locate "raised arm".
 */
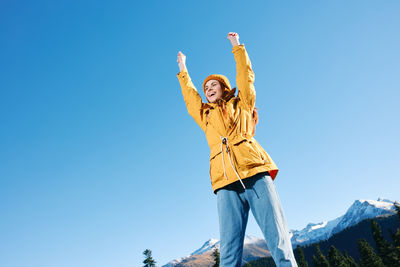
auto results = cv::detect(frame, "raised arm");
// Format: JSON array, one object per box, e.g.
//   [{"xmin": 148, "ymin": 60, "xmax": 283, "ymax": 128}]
[
  {"xmin": 177, "ymin": 51, "xmax": 207, "ymax": 131},
  {"xmin": 228, "ymin": 32, "xmax": 256, "ymax": 109}
]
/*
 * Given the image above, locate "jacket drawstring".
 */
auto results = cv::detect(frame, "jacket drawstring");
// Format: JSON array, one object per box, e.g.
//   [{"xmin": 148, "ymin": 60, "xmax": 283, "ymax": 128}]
[
  {"xmin": 221, "ymin": 139, "xmax": 228, "ymax": 181},
  {"xmin": 220, "ymin": 137, "xmax": 246, "ymax": 189}
]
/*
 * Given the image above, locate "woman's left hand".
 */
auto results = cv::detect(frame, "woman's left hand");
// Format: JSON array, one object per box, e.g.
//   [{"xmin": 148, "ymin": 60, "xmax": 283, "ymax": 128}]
[
  {"xmin": 177, "ymin": 51, "xmax": 187, "ymax": 72},
  {"xmin": 227, "ymin": 32, "xmax": 240, "ymax": 47}
]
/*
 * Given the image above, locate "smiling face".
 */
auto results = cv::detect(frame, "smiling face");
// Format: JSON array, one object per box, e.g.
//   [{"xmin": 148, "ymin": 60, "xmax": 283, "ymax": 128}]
[{"xmin": 204, "ymin": 79, "xmax": 224, "ymax": 103}]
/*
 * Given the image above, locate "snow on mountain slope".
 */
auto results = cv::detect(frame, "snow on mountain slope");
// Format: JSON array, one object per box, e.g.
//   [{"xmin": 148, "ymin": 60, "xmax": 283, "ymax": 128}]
[
  {"xmin": 244, "ymin": 235, "xmax": 263, "ymax": 245},
  {"xmin": 162, "ymin": 235, "xmax": 262, "ymax": 267},
  {"xmin": 190, "ymin": 238, "xmax": 219, "ymax": 256},
  {"xmin": 290, "ymin": 198, "xmax": 396, "ymax": 246}
]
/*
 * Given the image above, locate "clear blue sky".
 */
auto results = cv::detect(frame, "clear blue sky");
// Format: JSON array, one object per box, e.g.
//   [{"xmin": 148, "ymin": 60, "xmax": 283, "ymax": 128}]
[{"xmin": 1, "ymin": 1, "xmax": 399, "ymax": 266}]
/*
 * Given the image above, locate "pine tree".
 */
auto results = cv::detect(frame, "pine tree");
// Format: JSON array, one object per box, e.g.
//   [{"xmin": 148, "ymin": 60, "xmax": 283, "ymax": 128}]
[
  {"xmin": 395, "ymin": 202, "xmax": 400, "ymax": 220},
  {"xmin": 143, "ymin": 249, "xmax": 156, "ymax": 267},
  {"xmin": 327, "ymin": 245, "xmax": 348, "ymax": 267},
  {"xmin": 394, "ymin": 229, "xmax": 400, "ymax": 259},
  {"xmin": 357, "ymin": 239, "xmax": 385, "ymax": 267},
  {"xmin": 392, "ymin": 202, "xmax": 400, "ymax": 263},
  {"xmin": 294, "ymin": 245, "xmax": 309, "ymax": 267},
  {"xmin": 393, "ymin": 202, "xmax": 400, "ymax": 248},
  {"xmin": 212, "ymin": 247, "xmax": 220, "ymax": 267},
  {"xmin": 312, "ymin": 244, "xmax": 329, "ymax": 267},
  {"xmin": 390, "ymin": 228, "xmax": 400, "ymax": 247},
  {"xmin": 343, "ymin": 251, "xmax": 358, "ymax": 267},
  {"xmin": 370, "ymin": 219, "xmax": 399, "ymax": 266}
]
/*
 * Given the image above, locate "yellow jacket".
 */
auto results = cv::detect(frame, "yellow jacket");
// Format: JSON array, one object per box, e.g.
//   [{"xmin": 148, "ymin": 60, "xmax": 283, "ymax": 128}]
[{"xmin": 177, "ymin": 45, "xmax": 278, "ymax": 193}]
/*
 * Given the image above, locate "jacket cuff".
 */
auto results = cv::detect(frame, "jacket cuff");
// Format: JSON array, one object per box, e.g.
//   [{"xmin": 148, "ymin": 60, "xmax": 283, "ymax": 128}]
[{"xmin": 232, "ymin": 44, "xmax": 245, "ymax": 53}]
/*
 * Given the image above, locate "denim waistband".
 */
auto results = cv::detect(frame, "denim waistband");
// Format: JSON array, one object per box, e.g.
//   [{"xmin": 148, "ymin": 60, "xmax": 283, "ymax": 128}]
[{"xmin": 215, "ymin": 171, "xmax": 270, "ymax": 194}]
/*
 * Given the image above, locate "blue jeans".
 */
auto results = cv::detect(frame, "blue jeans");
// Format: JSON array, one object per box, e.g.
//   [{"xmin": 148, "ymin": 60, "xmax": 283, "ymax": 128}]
[{"xmin": 217, "ymin": 172, "xmax": 297, "ymax": 267}]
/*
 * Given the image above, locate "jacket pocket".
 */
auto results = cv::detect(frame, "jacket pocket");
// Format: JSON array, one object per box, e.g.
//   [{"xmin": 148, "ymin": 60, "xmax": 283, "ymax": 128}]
[
  {"xmin": 231, "ymin": 138, "xmax": 265, "ymax": 170},
  {"xmin": 209, "ymin": 150, "xmax": 224, "ymax": 181}
]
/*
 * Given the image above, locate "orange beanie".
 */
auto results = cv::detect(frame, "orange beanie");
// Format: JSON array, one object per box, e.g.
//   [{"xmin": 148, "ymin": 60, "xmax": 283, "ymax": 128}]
[{"xmin": 203, "ymin": 74, "xmax": 231, "ymax": 93}]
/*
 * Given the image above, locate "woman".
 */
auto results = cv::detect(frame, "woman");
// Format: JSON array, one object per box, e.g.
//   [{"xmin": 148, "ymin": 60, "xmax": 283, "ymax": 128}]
[{"xmin": 177, "ymin": 32, "xmax": 298, "ymax": 267}]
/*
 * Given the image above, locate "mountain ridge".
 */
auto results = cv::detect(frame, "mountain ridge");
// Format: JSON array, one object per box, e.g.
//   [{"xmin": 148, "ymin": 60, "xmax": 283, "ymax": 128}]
[
  {"xmin": 290, "ymin": 198, "xmax": 396, "ymax": 246},
  {"xmin": 162, "ymin": 198, "xmax": 397, "ymax": 267}
]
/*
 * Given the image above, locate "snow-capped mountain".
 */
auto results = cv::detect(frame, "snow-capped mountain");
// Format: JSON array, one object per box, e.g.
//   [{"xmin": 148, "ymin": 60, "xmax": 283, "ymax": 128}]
[
  {"xmin": 190, "ymin": 238, "xmax": 219, "ymax": 256},
  {"xmin": 163, "ymin": 198, "xmax": 397, "ymax": 266},
  {"xmin": 290, "ymin": 198, "xmax": 397, "ymax": 246},
  {"xmin": 162, "ymin": 239, "xmax": 219, "ymax": 267},
  {"xmin": 162, "ymin": 235, "xmax": 266, "ymax": 267}
]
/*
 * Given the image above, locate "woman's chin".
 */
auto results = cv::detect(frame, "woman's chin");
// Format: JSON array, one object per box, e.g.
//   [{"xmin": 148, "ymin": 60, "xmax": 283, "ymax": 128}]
[{"xmin": 208, "ymin": 96, "xmax": 220, "ymax": 103}]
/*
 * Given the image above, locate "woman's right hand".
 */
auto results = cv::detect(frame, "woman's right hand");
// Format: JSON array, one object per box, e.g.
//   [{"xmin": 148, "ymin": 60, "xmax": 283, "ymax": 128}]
[
  {"xmin": 227, "ymin": 32, "xmax": 240, "ymax": 47},
  {"xmin": 177, "ymin": 51, "xmax": 187, "ymax": 72}
]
